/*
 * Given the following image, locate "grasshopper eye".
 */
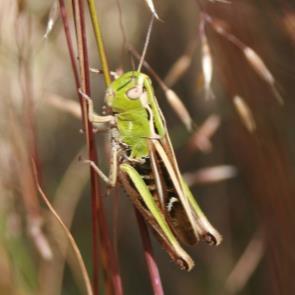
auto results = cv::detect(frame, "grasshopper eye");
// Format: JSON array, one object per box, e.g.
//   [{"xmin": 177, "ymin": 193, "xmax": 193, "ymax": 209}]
[{"xmin": 126, "ymin": 86, "xmax": 143, "ymax": 100}]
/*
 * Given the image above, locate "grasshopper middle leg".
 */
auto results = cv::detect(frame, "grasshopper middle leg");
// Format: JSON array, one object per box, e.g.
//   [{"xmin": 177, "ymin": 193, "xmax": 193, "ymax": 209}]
[{"xmin": 85, "ymin": 143, "xmax": 118, "ymax": 187}]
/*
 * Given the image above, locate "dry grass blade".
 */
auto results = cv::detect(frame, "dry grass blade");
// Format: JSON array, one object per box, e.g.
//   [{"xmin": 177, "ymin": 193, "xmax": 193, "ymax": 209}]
[
  {"xmin": 233, "ymin": 95, "xmax": 256, "ymax": 132},
  {"xmin": 33, "ymin": 162, "xmax": 93, "ymax": 295},
  {"xmin": 44, "ymin": 0, "xmax": 59, "ymax": 38},
  {"xmin": 39, "ymin": 148, "xmax": 90, "ymax": 295}
]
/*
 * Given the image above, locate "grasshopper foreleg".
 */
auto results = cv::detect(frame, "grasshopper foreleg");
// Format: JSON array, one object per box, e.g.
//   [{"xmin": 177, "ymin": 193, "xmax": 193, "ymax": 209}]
[{"xmin": 79, "ymin": 89, "xmax": 115, "ymax": 128}]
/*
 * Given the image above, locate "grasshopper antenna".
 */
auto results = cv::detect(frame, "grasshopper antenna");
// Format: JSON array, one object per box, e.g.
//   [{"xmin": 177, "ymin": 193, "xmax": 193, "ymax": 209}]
[{"xmin": 137, "ymin": 16, "xmax": 155, "ymax": 73}]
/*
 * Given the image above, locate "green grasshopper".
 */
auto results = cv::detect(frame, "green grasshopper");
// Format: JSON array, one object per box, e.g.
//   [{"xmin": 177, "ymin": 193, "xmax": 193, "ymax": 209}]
[
  {"xmin": 84, "ymin": 70, "xmax": 222, "ymax": 270},
  {"xmin": 83, "ymin": 15, "xmax": 221, "ymax": 270}
]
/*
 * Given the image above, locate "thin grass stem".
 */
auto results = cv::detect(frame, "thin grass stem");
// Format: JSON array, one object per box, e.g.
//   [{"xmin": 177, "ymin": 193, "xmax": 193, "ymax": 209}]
[
  {"xmin": 135, "ymin": 209, "xmax": 164, "ymax": 295},
  {"xmin": 87, "ymin": 0, "xmax": 111, "ymax": 86}
]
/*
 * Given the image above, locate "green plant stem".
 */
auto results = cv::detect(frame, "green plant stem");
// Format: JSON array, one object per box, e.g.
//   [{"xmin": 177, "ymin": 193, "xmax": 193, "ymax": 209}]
[{"xmin": 87, "ymin": 0, "xmax": 111, "ymax": 86}]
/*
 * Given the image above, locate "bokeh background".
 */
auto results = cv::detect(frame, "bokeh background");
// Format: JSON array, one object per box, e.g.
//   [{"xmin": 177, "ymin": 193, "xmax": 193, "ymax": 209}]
[{"xmin": 0, "ymin": 0, "xmax": 295, "ymax": 294}]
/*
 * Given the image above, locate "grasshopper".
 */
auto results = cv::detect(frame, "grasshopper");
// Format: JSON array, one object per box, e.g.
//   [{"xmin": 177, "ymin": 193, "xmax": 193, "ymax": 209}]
[
  {"xmin": 83, "ymin": 15, "xmax": 221, "ymax": 270},
  {"xmin": 84, "ymin": 70, "xmax": 222, "ymax": 270}
]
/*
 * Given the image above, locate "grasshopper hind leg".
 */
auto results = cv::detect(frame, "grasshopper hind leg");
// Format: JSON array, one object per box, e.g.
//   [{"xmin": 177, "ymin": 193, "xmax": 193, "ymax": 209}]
[{"xmin": 119, "ymin": 163, "xmax": 194, "ymax": 271}]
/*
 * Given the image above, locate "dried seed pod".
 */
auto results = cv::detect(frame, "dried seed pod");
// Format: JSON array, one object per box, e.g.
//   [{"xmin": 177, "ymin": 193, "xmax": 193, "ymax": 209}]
[
  {"xmin": 44, "ymin": 0, "xmax": 59, "ymax": 38},
  {"xmin": 243, "ymin": 47, "xmax": 283, "ymax": 104},
  {"xmin": 184, "ymin": 165, "xmax": 237, "ymax": 186},
  {"xmin": 201, "ymin": 31, "xmax": 214, "ymax": 100},
  {"xmin": 233, "ymin": 95, "xmax": 256, "ymax": 132},
  {"xmin": 244, "ymin": 47, "xmax": 274, "ymax": 84},
  {"xmin": 165, "ymin": 89, "xmax": 193, "ymax": 131},
  {"xmin": 188, "ymin": 114, "xmax": 221, "ymax": 153},
  {"xmin": 144, "ymin": 0, "xmax": 160, "ymax": 20},
  {"xmin": 164, "ymin": 55, "xmax": 192, "ymax": 87}
]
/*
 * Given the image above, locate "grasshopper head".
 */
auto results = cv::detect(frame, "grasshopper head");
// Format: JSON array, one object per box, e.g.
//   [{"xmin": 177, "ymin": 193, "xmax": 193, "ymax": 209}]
[{"xmin": 105, "ymin": 71, "xmax": 151, "ymax": 113}]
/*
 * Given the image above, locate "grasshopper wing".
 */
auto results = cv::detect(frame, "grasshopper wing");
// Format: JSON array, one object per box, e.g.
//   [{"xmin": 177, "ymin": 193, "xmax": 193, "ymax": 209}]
[
  {"xmin": 144, "ymin": 76, "xmax": 222, "ymax": 246},
  {"xmin": 152, "ymin": 136, "xmax": 222, "ymax": 246}
]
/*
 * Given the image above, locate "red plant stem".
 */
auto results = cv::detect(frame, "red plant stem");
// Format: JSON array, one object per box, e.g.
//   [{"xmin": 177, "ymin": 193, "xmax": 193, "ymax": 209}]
[
  {"xmin": 76, "ymin": 0, "xmax": 123, "ymax": 295},
  {"xmin": 74, "ymin": 2, "xmax": 100, "ymax": 294},
  {"xmin": 135, "ymin": 209, "xmax": 164, "ymax": 295},
  {"xmin": 60, "ymin": 1, "xmax": 123, "ymax": 294},
  {"xmin": 58, "ymin": 0, "xmax": 86, "ymax": 123},
  {"xmin": 75, "ymin": 0, "xmax": 90, "ymax": 93},
  {"xmin": 18, "ymin": 57, "xmax": 41, "ymax": 217},
  {"xmin": 75, "ymin": 0, "xmax": 107, "ymax": 293},
  {"xmin": 59, "ymin": 0, "xmax": 100, "ymax": 293},
  {"xmin": 13, "ymin": 9, "xmax": 40, "ymax": 216}
]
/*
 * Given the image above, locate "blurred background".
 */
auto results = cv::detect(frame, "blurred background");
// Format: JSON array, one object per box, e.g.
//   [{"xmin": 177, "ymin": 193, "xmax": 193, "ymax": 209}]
[{"xmin": 0, "ymin": 0, "xmax": 295, "ymax": 294}]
